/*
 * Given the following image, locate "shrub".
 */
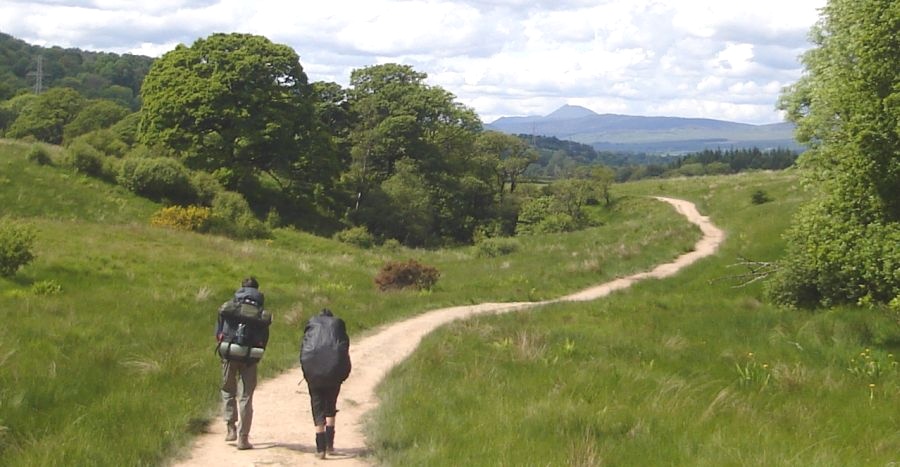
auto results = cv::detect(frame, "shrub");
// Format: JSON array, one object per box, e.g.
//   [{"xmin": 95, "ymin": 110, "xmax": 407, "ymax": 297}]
[
  {"xmin": 190, "ymin": 170, "xmax": 224, "ymax": 206},
  {"xmin": 26, "ymin": 144, "xmax": 52, "ymax": 165},
  {"xmin": 751, "ymin": 189, "xmax": 772, "ymax": 205},
  {"xmin": 0, "ymin": 218, "xmax": 36, "ymax": 277},
  {"xmin": 334, "ymin": 226, "xmax": 375, "ymax": 249},
  {"xmin": 31, "ymin": 280, "xmax": 62, "ymax": 296},
  {"xmin": 767, "ymin": 198, "xmax": 900, "ymax": 307},
  {"xmin": 475, "ymin": 237, "xmax": 520, "ymax": 258},
  {"xmin": 70, "ymin": 129, "xmax": 128, "ymax": 158},
  {"xmin": 265, "ymin": 208, "xmax": 283, "ymax": 228},
  {"xmin": 381, "ymin": 239, "xmax": 403, "ymax": 252},
  {"xmin": 375, "ymin": 259, "xmax": 440, "ymax": 292},
  {"xmin": 64, "ymin": 140, "xmax": 105, "ymax": 176},
  {"xmin": 118, "ymin": 156, "xmax": 196, "ymax": 203},
  {"xmin": 150, "ymin": 205, "xmax": 211, "ymax": 232},
  {"xmin": 208, "ymin": 191, "xmax": 270, "ymax": 239}
]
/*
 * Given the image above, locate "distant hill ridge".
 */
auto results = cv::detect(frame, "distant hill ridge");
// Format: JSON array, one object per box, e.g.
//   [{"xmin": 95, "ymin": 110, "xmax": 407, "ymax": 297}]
[{"xmin": 486, "ymin": 105, "xmax": 802, "ymax": 154}]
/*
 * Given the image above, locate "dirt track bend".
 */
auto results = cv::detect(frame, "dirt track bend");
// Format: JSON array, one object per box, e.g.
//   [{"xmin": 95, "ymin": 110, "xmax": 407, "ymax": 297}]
[{"xmin": 171, "ymin": 196, "xmax": 725, "ymax": 466}]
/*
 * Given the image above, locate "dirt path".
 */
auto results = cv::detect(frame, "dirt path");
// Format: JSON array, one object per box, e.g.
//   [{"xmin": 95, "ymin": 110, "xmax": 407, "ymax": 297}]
[{"xmin": 170, "ymin": 197, "xmax": 724, "ymax": 466}]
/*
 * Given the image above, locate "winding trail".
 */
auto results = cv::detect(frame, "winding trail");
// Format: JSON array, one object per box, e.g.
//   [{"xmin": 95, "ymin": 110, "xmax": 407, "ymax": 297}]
[{"xmin": 170, "ymin": 197, "xmax": 724, "ymax": 466}]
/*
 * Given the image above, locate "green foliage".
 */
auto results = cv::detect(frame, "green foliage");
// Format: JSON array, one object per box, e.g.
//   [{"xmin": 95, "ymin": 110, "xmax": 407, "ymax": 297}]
[
  {"xmin": 334, "ymin": 225, "xmax": 375, "ymax": 249},
  {"xmin": 188, "ymin": 170, "xmax": 224, "ymax": 206},
  {"xmin": 847, "ymin": 347, "xmax": 898, "ymax": 381},
  {"xmin": 109, "ymin": 111, "xmax": 141, "ymax": 147},
  {"xmin": 474, "ymin": 236, "xmax": 520, "ymax": 258},
  {"xmin": 117, "ymin": 155, "xmax": 195, "ymax": 203},
  {"xmin": 516, "ymin": 196, "xmax": 578, "ymax": 235},
  {"xmin": 25, "ymin": 144, "xmax": 52, "ymax": 165},
  {"xmin": 371, "ymin": 173, "xmax": 900, "ymax": 467},
  {"xmin": 775, "ymin": 0, "xmax": 900, "ymax": 307},
  {"xmin": 3, "ymin": 137, "xmax": 703, "ymax": 464},
  {"xmin": 374, "ymin": 259, "xmax": 440, "ymax": 291},
  {"xmin": 62, "ymin": 99, "xmax": 129, "ymax": 143},
  {"xmin": 0, "ymin": 33, "xmax": 152, "ymax": 107},
  {"xmin": 380, "ymin": 159, "xmax": 434, "ymax": 246},
  {"xmin": 766, "ymin": 197, "xmax": 900, "ymax": 307},
  {"xmin": 150, "ymin": 205, "xmax": 211, "ymax": 232},
  {"xmin": 139, "ymin": 32, "xmax": 332, "ymax": 203},
  {"xmin": 63, "ymin": 140, "xmax": 106, "ymax": 177},
  {"xmin": 0, "ymin": 217, "xmax": 36, "ymax": 276},
  {"xmin": 30, "ymin": 279, "xmax": 62, "ymax": 296},
  {"xmin": 345, "ymin": 63, "xmax": 486, "ymax": 246},
  {"xmin": 208, "ymin": 191, "xmax": 270, "ymax": 239},
  {"xmin": 750, "ymin": 189, "xmax": 771, "ymax": 205},
  {"xmin": 70, "ymin": 129, "xmax": 128, "ymax": 158},
  {"xmin": 6, "ymin": 87, "xmax": 86, "ymax": 144}
]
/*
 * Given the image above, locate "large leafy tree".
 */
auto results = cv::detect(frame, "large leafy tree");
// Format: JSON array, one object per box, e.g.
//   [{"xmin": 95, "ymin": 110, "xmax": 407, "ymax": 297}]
[
  {"xmin": 773, "ymin": 0, "xmax": 900, "ymax": 307},
  {"xmin": 343, "ymin": 63, "xmax": 485, "ymax": 244},
  {"xmin": 475, "ymin": 131, "xmax": 539, "ymax": 197},
  {"xmin": 6, "ymin": 87, "xmax": 85, "ymax": 144},
  {"xmin": 139, "ymin": 33, "xmax": 331, "ymax": 198}
]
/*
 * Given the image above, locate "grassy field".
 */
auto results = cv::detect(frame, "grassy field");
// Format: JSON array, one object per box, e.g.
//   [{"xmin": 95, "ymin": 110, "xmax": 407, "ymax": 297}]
[
  {"xmin": 368, "ymin": 170, "xmax": 900, "ymax": 465},
  {"xmin": 0, "ymin": 139, "xmax": 701, "ymax": 465}
]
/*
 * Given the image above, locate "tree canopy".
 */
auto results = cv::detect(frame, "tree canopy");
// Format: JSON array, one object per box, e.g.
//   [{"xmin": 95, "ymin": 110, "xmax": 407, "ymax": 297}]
[
  {"xmin": 772, "ymin": 0, "xmax": 900, "ymax": 307},
  {"xmin": 139, "ymin": 33, "xmax": 336, "ymax": 201}
]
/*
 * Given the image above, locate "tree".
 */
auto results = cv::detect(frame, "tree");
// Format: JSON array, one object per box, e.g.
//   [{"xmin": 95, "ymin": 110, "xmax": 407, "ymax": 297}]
[
  {"xmin": 475, "ymin": 131, "xmax": 538, "ymax": 197},
  {"xmin": 772, "ymin": 0, "xmax": 900, "ymax": 307},
  {"xmin": 343, "ymin": 63, "xmax": 484, "ymax": 244},
  {"xmin": 63, "ymin": 99, "xmax": 129, "ymax": 143},
  {"xmin": 139, "ymin": 33, "xmax": 331, "ymax": 197},
  {"xmin": 586, "ymin": 165, "xmax": 615, "ymax": 206},
  {"xmin": 6, "ymin": 87, "xmax": 85, "ymax": 143}
]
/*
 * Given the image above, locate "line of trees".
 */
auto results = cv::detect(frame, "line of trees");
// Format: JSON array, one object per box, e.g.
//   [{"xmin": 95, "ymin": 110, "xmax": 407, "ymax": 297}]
[
  {"xmin": 523, "ymin": 134, "xmax": 798, "ymax": 181},
  {"xmin": 0, "ymin": 32, "xmax": 151, "ymax": 109},
  {"xmin": 1, "ymin": 32, "xmax": 616, "ymax": 247}
]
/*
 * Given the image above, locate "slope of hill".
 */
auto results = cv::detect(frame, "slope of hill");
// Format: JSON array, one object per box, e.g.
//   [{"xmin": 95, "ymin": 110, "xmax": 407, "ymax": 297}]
[
  {"xmin": 487, "ymin": 105, "xmax": 802, "ymax": 154},
  {"xmin": 0, "ymin": 139, "xmax": 700, "ymax": 465}
]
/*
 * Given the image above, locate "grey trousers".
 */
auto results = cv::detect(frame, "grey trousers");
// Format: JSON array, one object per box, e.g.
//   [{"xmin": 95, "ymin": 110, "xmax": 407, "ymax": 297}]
[{"xmin": 221, "ymin": 359, "xmax": 258, "ymax": 435}]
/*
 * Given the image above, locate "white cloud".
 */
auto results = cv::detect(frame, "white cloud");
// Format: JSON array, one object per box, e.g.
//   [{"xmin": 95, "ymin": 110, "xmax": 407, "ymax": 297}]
[{"xmin": 0, "ymin": 0, "xmax": 828, "ymax": 124}]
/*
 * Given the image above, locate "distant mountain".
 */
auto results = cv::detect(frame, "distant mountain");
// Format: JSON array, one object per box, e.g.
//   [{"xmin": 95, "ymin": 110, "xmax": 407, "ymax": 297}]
[{"xmin": 486, "ymin": 105, "xmax": 802, "ymax": 154}]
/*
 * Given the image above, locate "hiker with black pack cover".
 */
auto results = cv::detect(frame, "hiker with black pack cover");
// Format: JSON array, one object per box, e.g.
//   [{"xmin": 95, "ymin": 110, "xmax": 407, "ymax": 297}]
[
  {"xmin": 215, "ymin": 277, "xmax": 272, "ymax": 450},
  {"xmin": 299, "ymin": 308, "xmax": 351, "ymax": 459}
]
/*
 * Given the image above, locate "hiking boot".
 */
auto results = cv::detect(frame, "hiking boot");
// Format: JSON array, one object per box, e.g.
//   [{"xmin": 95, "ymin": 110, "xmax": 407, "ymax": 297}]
[
  {"xmin": 325, "ymin": 425, "xmax": 335, "ymax": 453},
  {"xmin": 315, "ymin": 431, "xmax": 327, "ymax": 458},
  {"xmin": 237, "ymin": 435, "xmax": 253, "ymax": 450},
  {"xmin": 225, "ymin": 424, "xmax": 237, "ymax": 442}
]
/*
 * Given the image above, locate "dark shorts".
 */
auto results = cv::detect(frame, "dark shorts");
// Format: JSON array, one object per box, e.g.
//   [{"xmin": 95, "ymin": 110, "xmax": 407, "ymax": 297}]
[{"xmin": 308, "ymin": 385, "xmax": 341, "ymax": 426}]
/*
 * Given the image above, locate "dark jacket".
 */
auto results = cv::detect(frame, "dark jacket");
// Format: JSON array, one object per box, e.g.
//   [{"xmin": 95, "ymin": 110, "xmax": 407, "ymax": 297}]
[{"xmin": 300, "ymin": 311, "xmax": 351, "ymax": 387}]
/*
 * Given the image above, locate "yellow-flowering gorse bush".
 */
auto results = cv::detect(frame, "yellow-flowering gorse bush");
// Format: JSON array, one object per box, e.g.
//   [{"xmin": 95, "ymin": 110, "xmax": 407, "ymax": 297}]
[{"xmin": 150, "ymin": 205, "xmax": 211, "ymax": 232}]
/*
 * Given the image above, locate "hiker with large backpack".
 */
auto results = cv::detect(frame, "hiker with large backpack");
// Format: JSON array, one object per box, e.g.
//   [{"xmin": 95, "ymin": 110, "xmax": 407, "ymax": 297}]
[
  {"xmin": 299, "ymin": 308, "xmax": 351, "ymax": 459},
  {"xmin": 215, "ymin": 277, "xmax": 272, "ymax": 450}
]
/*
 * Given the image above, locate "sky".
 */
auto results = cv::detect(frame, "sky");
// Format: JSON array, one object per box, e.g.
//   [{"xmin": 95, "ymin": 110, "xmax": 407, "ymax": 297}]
[{"xmin": 1, "ymin": 0, "xmax": 828, "ymax": 125}]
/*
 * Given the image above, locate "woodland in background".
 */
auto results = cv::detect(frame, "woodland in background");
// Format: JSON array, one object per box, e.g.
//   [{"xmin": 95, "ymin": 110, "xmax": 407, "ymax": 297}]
[{"xmin": 1, "ymin": 31, "xmax": 797, "ymax": 250}]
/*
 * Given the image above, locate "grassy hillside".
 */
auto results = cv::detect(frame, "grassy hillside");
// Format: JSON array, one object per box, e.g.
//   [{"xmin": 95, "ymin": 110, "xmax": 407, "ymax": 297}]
[
  {"xmin": 369, "ymin": 170, "xmax": 900, "ymax": 465},
  {"xmin": 0, "ymin": 139, "xmax": 701, "ymax": 465}
]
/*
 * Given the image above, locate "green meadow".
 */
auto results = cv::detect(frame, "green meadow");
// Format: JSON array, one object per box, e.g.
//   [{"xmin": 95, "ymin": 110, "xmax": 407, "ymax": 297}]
[
  {"xmin": 369, "ymin": 170, "xmax": 900, "ymax": 465},
  {"xmin": 1, "ymin": 139, "xmax": 702, "ymax": 465}
]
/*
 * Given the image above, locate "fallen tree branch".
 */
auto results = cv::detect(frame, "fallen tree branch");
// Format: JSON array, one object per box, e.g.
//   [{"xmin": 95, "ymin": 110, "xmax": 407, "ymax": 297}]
[{"xmin": 710, "ymin": 256, "xmax": 779, "ymax": 288}]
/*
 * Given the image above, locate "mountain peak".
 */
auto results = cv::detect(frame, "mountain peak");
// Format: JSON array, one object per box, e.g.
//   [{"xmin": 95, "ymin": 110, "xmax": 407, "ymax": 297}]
[{"xmin": 545, "ymin": 105, "xmax": 598, "ymax": 120}]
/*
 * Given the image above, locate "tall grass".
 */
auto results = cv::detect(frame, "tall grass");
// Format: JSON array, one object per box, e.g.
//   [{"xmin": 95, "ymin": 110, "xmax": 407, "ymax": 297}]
[
  {"xmin": 368, "ymin": 170, "xmax": 900, "ymax": 465},
  {"xmin": 0, "ymin": 139, "xmax": 701, "ymax": 465}
]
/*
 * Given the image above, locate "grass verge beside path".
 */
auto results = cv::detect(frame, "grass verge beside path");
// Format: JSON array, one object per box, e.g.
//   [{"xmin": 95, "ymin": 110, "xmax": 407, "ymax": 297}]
[
  {"xmin": 368, "ymin": 171, "xmax": 900, "ymax": 466},
  {"xmin": 0, "ymin": 140, "xmax": 700, "ymax": 466}
]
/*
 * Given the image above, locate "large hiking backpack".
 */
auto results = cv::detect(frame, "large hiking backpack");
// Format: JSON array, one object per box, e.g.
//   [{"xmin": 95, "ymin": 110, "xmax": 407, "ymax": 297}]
[
  {"xmin": 299, "ymin": 311, "xmax": 351, "ymax": 387},
  {"xmin": 217, "ymin": 295, "xmax": 272, "ymax": 363}
]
